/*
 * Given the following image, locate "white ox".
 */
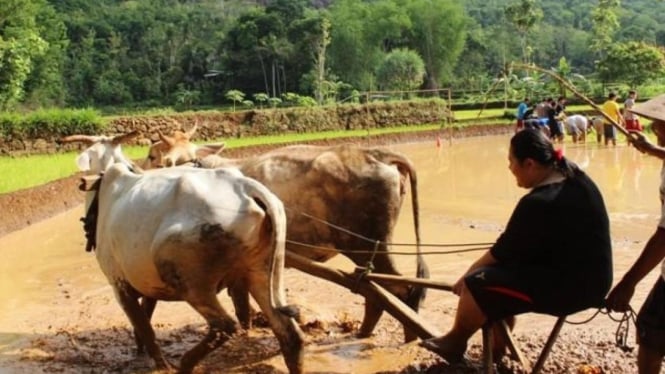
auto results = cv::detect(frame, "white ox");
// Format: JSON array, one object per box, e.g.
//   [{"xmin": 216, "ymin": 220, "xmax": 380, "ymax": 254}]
[
  {"xmin": 143, "ymin": 131, "xmax": 429, "ymax": 342},
  {"xmin": 61, "ymin": 133, "xmax": 304, "ymax": 374}
]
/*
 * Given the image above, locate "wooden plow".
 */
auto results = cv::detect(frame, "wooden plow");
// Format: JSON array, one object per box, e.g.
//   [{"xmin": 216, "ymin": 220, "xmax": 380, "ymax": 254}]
[
  {"xmin": 286, "ymin": 252, "xmax": 545, "ymax": 374},
  {"xmin": 286, "ymin": 251, "xmax": 443, "ymax": 339}
]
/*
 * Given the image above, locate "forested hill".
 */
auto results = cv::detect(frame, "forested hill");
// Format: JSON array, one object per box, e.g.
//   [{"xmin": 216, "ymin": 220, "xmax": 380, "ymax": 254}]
[
  {"xmin": 3, "ymin": 0, "xmax": 664, "ymax": 111},
  {"xmin": 461, "ymin": 0, "xmax": 665, "ymax": 72},
  {"xmin": 465, "ymin": 0, "xmax": 665, "ymax": 39}
]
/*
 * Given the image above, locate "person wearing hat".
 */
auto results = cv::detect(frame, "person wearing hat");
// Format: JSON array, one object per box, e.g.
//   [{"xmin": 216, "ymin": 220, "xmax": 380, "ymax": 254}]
[{"xmin": 607, "ymin": 93, "xmax": 665, "ymax": 374}]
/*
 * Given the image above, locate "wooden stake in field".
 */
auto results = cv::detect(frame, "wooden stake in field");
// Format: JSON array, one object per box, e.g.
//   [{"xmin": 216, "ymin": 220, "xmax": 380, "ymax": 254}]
[{"xmin": 510, "ymin": 62, "xmax": 638, "ymax": 144}]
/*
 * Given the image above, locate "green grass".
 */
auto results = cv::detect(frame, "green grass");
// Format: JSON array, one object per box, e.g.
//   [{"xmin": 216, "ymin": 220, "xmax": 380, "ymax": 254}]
[
  {"xmin": 454, "ymin": 108, "xmax": 507, "ymax": 120},
  {"xmin": 218, "ymin": 124, "xmax": 445, "ymax": 148},
  {"xmin": 0, "ymin": 147, "xmax": 148, "ymax": 194},
  {"xmin": 0, "ymin": 152, "xmax": 81, "ymax": 194}
]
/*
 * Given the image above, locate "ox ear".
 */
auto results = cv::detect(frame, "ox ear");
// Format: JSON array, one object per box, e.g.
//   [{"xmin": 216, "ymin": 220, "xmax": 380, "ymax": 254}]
[
  {"xmin": 75, "ymin": 151, "xmax": 91, "ymax": 172},
  {"xmin": 196, "ymin": 143, "xmax": 225, "ymax": 158}
]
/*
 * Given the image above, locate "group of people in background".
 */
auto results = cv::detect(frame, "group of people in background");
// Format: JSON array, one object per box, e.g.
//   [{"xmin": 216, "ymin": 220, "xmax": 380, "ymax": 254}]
[
  {"xmin": 515, "ymin": 96, "xmax": 567, "ymax": 143},
  {"xmin": 515, "ymin": 90, "xmax": 642, "ymax": 146}
]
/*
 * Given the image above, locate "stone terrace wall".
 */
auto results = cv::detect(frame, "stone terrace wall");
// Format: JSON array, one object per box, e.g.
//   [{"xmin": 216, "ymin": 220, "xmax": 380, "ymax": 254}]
[{"xmin": 1, "ymin": 100, "xmax": 453, "ymax": 155}]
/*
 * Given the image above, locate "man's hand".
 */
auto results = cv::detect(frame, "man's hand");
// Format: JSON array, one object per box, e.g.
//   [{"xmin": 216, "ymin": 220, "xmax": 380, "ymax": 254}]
[
  {"xmin": 629, "ymin": 130, "xmax": 653, "ymax": 154},
  {"xmin": 606, "ymin": 280, "xmax": 636, "ymax": 312},
  {"xmin": 452, "ymin": 276, "xmax": 465, "ymax": 296}
]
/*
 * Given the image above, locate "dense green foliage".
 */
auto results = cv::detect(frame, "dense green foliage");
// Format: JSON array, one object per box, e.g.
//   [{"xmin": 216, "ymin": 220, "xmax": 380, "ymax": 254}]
[
  {"xmin": 375, "ymin": 49, "xmax": 426, "ymax": 92},
  {"xmin": 2, "ymin": 0, "xmax": 665, "ymax": 112},
  {"xmin": 0, "ymin": 108, "xmax": 105, "ymax": 137}
]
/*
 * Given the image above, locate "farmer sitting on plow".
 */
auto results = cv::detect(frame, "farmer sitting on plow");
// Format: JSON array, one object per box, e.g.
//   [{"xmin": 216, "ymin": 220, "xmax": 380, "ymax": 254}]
[{"xmin": 420, "ymin": 128, "xmax": 613, "ymax": 363}]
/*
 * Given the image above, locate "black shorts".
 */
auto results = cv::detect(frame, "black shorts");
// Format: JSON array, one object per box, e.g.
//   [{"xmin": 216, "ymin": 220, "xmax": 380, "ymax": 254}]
[
  {"xmin": 464, "ymin": 265, "xmax": 537, "ymax": 321},
  {"xmin": 637, "ymin": 277, "xmax": 665, "ymax": 356},
  {"xmin": 603, "ymin": 124, "xmax": 616, "ymax": 139},
  {"xmin": 548, "ymin": 120, "xmax": 563, "ymax": 138},
  {"xmin": 464, "ymin": 264, "xmax": 599, "ymax": 321}
]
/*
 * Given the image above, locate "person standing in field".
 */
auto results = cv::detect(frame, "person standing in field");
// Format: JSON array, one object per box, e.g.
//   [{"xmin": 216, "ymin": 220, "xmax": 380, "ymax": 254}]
[
  {"xmin": 554, "ymin": 96, "xmax": 567, "ymax": 142},
  {"xmin": 601, "ymin": 92, "xmax": 624, "ymax": 146},
  {"xmin": 546, "ymin": 98, "xmax": 563, "ymax": 143},
  {"xmin": 624, "ymin": 90, "xmax": 642, "ymax": 132},
  {"xmin": 515, "ymin": 98, "xmax": 530, "ymax": 133},
  {"xmin": 607, "ymin": 94, "xmax": 665, "ymax": 374}
]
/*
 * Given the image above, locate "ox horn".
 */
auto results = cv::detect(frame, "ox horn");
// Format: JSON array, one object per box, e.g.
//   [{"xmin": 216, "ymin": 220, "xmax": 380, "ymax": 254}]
[
  {"xmin": 185, "ymin": 122, "xmax": 198, "ymax": 139},
  {"xmin": 60, "ymin": 134, "xmax": 102, "ymax": 145},
  {"xmin": 111, "ymin": 130, "xmax": 140, "ymax": 145},
  {"xmin": 158, "ymin": 130, "xmax": 175, "ymax": 146}
]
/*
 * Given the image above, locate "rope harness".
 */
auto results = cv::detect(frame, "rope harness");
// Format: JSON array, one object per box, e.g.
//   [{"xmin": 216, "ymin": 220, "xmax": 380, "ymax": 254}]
[
  {"xmin": 352, "ymin": 240, "xmax": 380, "ymax": 293},
  {"xmin": 563, "ymin": 305, "xmax": 638, "ymax": 353}
]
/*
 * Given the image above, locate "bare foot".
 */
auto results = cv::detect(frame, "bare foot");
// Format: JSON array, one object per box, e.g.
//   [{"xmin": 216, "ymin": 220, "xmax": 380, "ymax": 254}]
[{"xmin": 419, "ymin": 336, "xmax": 467, "ymax": 363}]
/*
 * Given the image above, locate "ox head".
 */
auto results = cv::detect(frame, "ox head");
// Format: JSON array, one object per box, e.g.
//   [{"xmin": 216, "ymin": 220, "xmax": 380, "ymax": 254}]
[
  {"xmin": 151, "ymin": 124, "xmax": 198, "ymax": 168},
  {"xmin": 61, "ymin": 131, "xmax": 139, "ymax": 175},
  {"xmin": 143, "ymin": 123, "xmax": 226, "ymax": 169}
]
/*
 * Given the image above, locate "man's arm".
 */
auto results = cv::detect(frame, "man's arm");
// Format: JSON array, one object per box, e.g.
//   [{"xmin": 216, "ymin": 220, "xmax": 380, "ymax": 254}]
[
  {"xmin": 631, "ymin": 131, "xmax": 665, "ymax": 159},
  {"xmin": 607, "ymin": 227, "xmax": 665, "ymax": 311}
]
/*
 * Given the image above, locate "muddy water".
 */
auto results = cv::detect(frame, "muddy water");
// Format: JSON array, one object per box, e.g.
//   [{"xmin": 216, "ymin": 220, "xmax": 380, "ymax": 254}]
[{"xmin": 0, "ymin": 135, "xmax": 661, "ymax": 373}]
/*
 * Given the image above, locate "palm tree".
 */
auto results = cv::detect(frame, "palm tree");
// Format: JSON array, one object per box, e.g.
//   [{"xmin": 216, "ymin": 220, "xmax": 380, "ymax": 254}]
[{"xmin": 225, "ymin": 89, "xmax": 245, "ymax": 112}]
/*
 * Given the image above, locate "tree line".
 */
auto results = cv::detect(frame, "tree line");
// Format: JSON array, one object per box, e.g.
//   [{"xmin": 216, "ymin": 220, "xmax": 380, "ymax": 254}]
[{"xmin": 2, "ymin": 0, "xmax": 665, "ymax": 112}]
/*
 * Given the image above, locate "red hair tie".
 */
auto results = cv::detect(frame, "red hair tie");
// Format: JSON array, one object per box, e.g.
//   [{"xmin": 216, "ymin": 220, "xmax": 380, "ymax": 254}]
[{"xmin": 554, "ymin": 148, "xmax": 564, "ymax": 161}]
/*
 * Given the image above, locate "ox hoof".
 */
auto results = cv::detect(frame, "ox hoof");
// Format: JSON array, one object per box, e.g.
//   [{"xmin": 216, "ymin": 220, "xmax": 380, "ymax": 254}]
[
  {"xmin": 278, "ymin": 305, "xmax": 300, "ymax": 319},
  {"xmin": 419, "ymin": 337, "xmax": 466, "ymax": 364}
]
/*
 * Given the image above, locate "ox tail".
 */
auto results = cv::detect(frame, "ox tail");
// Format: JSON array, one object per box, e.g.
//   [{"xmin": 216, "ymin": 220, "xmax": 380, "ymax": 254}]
[
  {"xmin": 400, "ymin": 157, "xmax": 430, "ymax": 308},
  {"xmin": 376, "ymin": 150, "xmax": 430, "ymax": 307},
  {"xmin": 242, "ymin": 177, "xmax": 289, "ymax": 310}
]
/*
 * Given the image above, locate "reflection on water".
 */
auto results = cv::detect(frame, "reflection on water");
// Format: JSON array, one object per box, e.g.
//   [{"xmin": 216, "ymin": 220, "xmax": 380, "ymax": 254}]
[{"xmin": 393, "ymin": 136, "xmax": 661, "ymax": 242}]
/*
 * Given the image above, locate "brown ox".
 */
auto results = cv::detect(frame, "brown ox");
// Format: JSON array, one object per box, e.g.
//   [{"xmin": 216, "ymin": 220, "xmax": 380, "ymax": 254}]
[
  {"xmin": 144, "ymin": 132, "xmax": 429, "ymax": 341},
  {"xmin": 143, "ymin": 124, "xmax": 225, "ymax": 169}
]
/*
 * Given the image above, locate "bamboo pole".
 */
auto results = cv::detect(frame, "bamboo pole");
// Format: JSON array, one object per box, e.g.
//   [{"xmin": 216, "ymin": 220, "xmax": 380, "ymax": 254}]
[
  {"xmin": 510, "ymin": 62, "xmax": 636, "ymax": 143},
  {"xmin": 361, "ymin": 272, "xmax": 454, "ymax": 292}
]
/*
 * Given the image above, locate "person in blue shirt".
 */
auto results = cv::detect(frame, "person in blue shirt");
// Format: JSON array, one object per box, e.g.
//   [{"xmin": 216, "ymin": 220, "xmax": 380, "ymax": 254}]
[{"xmin": 515, "ymin": 98, "xmax": 530, "ymax": 133}]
